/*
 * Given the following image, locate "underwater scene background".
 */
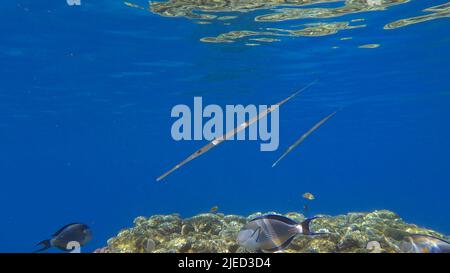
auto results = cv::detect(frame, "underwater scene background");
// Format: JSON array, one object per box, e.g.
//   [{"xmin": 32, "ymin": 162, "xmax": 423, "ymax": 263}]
[{"xmin": 0, "ymin": 0, "xmax": 449, "ymax": 252}]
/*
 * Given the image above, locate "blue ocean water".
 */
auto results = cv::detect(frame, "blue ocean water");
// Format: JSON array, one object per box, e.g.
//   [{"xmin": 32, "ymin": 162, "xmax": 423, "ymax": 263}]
[{"xmin": 0, "ymin": 0, "xmax": 449, "ymax": 253}]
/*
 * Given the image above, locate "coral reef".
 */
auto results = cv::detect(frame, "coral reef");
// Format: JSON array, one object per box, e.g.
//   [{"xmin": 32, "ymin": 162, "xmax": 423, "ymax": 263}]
[{"xmin": 104, "ymin": 210, "xmax": 448, "ymax": 253}]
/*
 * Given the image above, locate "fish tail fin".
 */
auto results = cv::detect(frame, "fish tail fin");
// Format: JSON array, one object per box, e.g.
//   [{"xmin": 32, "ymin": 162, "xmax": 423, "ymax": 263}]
[
  {"xmin": 301, "ymin": 216, "xmax": 327, "ymax": 236},
  {"xmin": 34, "ymin": 239, "xmax": 51, "ymax": 253}
]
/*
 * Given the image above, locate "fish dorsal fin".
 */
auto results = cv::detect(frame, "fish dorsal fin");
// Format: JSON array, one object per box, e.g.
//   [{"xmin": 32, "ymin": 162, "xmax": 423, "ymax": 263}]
[
  {"xmin": 250, "ymin": 214, "xmax": 298, "ymax": 225},
  {"xmin": 262, "ymin": 235, "xmax": 296, "ymax": 253},
  {"xmin": 411, "ymin": 234, "xmax": 450, "ymax": 245},
  {"xmin": 52, "ymin": 223, "xmax": 78, "ymax": 237}
]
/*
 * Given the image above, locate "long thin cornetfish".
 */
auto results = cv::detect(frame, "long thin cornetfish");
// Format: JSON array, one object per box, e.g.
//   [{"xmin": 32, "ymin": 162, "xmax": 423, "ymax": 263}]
[
  {"xmin": 156, "ymin": 81, "xmax": 317, "ymax": 182},
  {"xmin": 272, "ymin": 111, "xmax": 337, "ymax": 168}
]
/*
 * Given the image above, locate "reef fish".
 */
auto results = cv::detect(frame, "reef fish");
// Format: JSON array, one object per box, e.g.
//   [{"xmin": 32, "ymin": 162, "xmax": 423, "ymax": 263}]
[
  {"xmin": 210, "ymin": 206, "xmax": 219, "ymax": 214},
  {"xmin": 272, "ymin": 111, "xmax": 337, "ymax": 167},
  {"xmin": 237, "ymin": 214, "xmax": 324, "ymax": 253},
  {"xmin": 302, "ymin": 192, "xmax": 315, "ymax": 200},
  {"xmin": 35, "ymin": 223, "xmax": 92, "ymax": 253},
  {"xmin": 156, "ymin": 81, "xmax": 317, "ymax": 182},
  {"xmin": 400, "ymin": 234, "xmax": 450, "ymax": 253}
]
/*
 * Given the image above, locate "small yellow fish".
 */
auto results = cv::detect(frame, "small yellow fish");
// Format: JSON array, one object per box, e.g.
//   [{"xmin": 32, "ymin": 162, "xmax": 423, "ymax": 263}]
[
  {"xmin": 210, "ymin": 206, "xmax": 219, "ymax": 214},
  {"xmin": 302, "ymin": 192, "xmax": 315, "ymax": 200}
]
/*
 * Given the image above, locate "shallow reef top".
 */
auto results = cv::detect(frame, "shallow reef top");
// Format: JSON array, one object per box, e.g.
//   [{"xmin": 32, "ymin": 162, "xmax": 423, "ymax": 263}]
[{"xmin": 101, "ymin": 210, "xmax": 449, "ymax": 253}]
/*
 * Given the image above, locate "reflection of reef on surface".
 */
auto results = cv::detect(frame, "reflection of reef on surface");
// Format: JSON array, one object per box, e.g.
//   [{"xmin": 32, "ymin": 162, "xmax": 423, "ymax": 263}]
[
  {"xmin": 200, "ymin": 22, "xmax": 365, "ymax": 43},
  {"xmin": 147, "ymin": 0, "xmax": 409, "ymax": 21},
  {"xmin": 384, "ymin": 2, "xmax": 450, "ymax": 30},
  {"xmin": 359, "ymin": 43, "xmax": 380, "ymax": 48},
  {"xmin": 150, "ymin": 0, "xmax": 341, "ymax": 19},
  {"xmin": 102, "ymin": 210, "xmax": 449, "ymax": 253},
  {"xmin": 124, "ymin": 0, "xmax": 411, "ymax": 44},
  {"xmin": 254, "ymin": 0, "xmax": 409, "ymax": 22}
]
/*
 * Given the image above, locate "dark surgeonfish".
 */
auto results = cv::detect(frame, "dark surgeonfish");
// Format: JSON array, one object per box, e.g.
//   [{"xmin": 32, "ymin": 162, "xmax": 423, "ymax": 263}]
[
  {"xmin": 35, "ymin": 223, "xmax": 92, "ymax": 253},
  {"xmin": 237, "ymin": 214, "xmax": 325, "ymax": 253},
  {"xmin": 400, "ymin": 234, "xmax": 450, "ymax": 253}
]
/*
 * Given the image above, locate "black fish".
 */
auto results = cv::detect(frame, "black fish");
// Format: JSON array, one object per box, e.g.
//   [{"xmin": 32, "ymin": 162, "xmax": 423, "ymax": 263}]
[{"xmin": 35, "ymin": 223, "xmax": 92, "ymax": 253}]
